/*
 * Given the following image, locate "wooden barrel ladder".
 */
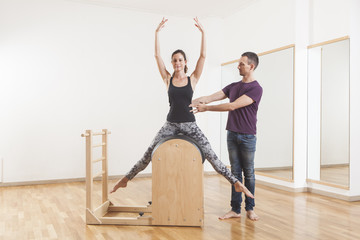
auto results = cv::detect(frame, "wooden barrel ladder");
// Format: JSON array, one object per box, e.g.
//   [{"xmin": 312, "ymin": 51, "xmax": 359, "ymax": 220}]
[{"xmin": 81, "ymin": 130, "xmax": 205, "ymax": 227}]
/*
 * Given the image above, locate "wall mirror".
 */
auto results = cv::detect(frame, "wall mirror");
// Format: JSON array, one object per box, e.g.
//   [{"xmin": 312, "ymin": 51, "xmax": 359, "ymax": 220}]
[
  {"xmin": 220, "ymin": 45, "xmax": 295, "ymax": 181},
  {"xmin": 307, "ymin": 37, "xmax": 350, "ymax": 188}
]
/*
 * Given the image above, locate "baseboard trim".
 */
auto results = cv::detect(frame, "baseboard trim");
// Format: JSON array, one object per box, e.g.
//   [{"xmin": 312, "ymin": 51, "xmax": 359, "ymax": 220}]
[
  {"xmin": 256, "ymin": 179, "xmax": 307, "ymax": 193},
  {"xmin": 349, "ymin": 195, "xmax": 360, "ymax": 201},
  {"xmin": 0, "ymin": 177, "xmax": 85, "ymax": 187},
  {"xmin": 307, "ymin": 188, "xmax": 359, "ymax": 202},
  {"xmin": 0, "ymin": 171, "xmax": 216, "ymax": 187},
  {"xmin": 306, "ymin": 179, "xmax": 349, "ymax": 190},
  {"xmin": 0, "ymin": 174, "xmax": 139, "ymax": 187}
]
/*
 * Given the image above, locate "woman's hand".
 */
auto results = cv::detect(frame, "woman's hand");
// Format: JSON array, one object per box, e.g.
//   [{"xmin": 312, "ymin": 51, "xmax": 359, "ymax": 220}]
[
  {"xmin": 234, "ymin": 181, "xmax": 254, "ymax": 198},
  {"xmin": 193, "ymin": 17, "xmax": 204, "ymax": 33},
  {"xmin": 156, "ymin": 17, "xmax": 168, "ymax": 33}
]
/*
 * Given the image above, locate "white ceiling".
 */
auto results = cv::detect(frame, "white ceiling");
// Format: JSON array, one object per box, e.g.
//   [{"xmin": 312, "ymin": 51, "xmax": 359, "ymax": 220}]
[{"xmin": 69, "ymin": 0, "xmax": 258, "ymax": 18}]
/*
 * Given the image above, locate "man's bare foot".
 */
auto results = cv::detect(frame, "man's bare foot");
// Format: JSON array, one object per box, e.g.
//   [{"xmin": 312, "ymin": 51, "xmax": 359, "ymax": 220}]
[
  {"xmin": 246, "ymin": 210, "xmax": 260, "ymax": 221},
  {"xmin": 234, "ymin": 181, "xmax": 254, "ymax": 199},
  {"xmin": 219, "ymin": 210, "xmax": 241, "ymax": 220},
  {"xmin": 110, "ymin": 177, "xmax": 129, "ymax": 193}
]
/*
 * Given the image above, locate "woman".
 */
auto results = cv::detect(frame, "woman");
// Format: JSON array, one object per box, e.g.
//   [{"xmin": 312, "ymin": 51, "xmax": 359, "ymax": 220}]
[{"xmin": 111, "ymin": 17, "xmax": 253, "ymax": 199}]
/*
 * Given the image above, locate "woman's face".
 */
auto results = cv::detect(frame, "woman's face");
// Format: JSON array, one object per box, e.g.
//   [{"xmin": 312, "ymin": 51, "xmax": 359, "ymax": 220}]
[{"xmin": 171, "ymin": 53, "xmax": 187, "ymax": 72}]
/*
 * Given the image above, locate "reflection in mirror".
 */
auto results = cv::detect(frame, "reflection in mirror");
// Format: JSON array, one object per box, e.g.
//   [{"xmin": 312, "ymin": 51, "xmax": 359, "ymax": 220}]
[
  {"xmin": 308, "ymin": 37, "xmax": 350, "ymax": 187},
  {"xmin": 221, "ymin": 45, "xmax": 294, "ymax": 181}
]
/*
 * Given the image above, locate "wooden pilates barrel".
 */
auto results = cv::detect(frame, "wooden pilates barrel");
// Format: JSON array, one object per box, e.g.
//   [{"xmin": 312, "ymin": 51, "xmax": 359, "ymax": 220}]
[{"xmin": 151, "ymin": 135, "xmax": 205, "ymax": 227}]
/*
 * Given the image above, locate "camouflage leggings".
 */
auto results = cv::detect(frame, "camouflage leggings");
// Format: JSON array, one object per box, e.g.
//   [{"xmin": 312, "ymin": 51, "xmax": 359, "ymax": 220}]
[{"xmin": 125, "ymin": 121, "xmax": 238, "ymax": 184}]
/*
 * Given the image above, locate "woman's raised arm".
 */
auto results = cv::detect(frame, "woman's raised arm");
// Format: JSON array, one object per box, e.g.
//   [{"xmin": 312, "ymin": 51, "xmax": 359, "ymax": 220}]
[
  {"xmin": 155, "ymin": 18, "xmax": 171, "ymax": 85},
  {"xmin": 190, "ymin": 17, "xmax": 206, "ymax": 87}
]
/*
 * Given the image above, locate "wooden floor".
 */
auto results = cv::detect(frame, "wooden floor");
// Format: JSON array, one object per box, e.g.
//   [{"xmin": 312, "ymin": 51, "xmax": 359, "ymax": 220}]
[{"xmin": 0, "ymin": 175, "xmax": 359, "ymax": 240}]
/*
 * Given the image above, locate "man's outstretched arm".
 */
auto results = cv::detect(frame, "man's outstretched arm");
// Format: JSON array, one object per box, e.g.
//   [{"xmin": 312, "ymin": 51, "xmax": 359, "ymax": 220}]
[
  {"xmin": 191, "ymin": 94, "xmax": 254, "ymax": 113},
  {"xmin": 190, "ymin": 90, "xmax": 227, "ymax": 106}
]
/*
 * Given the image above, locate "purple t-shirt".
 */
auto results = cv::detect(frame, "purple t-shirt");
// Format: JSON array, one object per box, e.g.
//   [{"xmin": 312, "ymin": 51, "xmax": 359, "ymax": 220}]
[{"xmin": 222, "ymin": 80, "xmax": 263, "ymax": 135}]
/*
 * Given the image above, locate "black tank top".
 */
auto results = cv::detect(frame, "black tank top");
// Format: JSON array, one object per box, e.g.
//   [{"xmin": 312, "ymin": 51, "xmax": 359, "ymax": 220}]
[{"xmin": 166, "ymin": 76, "xmax": 196, "ymax": 123}]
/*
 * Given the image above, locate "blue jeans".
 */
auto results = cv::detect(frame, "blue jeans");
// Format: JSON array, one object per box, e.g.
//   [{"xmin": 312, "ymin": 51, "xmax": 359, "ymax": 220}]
[{"xmin": 227, "ymin": 130, "xmax": 256, "ymax": 213}]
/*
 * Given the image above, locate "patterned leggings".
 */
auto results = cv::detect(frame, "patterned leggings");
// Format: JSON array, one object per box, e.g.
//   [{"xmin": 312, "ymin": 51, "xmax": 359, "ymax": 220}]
[{"xmin": 125, "ymin": 121, "xmax": 238, "ymax": 184}]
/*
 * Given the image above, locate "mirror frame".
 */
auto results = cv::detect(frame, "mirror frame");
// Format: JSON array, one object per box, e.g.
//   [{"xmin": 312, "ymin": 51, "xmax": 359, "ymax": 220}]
[{"xmin": 307, "ymin": 36, "xmax": 350, "ymax": 190}]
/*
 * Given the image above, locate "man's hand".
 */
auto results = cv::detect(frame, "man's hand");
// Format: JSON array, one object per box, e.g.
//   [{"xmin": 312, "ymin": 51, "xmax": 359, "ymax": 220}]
[
  {"xmin": 190, "ymin": 103, "xmax": 207, "ymax": 114},
  {"xmin": 191, "ymin": 96, "xmax": 208, "ymax": 106}
]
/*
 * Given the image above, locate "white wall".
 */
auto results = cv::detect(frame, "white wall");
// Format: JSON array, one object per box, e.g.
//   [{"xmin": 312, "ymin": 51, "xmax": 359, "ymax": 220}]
[
  {"xmin": 292, "ymin": 0, "xmax": 309, "ymax": 188},
  {"xmin": 307, "ymin": 47, "xmax": 321, "ymax": 180},
  {"xmin": 0, "ymin": 0, "xmax": 223, "ymax": 183},
  {"xmin": 309, "ymin": 0, "xmax": 350, "ymax": 44},
  {"xmin": 222, "ymin": 0, "xmax": 295, "ymax": 62}
]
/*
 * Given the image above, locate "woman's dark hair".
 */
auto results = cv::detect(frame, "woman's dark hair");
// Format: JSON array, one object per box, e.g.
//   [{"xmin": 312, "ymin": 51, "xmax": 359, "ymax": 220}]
[
  {"xmin": 172, "ymin": 49, "xmax": 188, "ymax": 73},
  {"xmin": 241, "ymin": 52, "xmax": 259, "ymax": 70}
]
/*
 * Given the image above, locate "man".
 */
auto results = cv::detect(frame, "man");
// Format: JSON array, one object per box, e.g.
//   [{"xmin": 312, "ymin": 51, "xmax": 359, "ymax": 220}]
[{"xmin": 190, "ymin": 52, "xmax": 262, "ymax": 221}]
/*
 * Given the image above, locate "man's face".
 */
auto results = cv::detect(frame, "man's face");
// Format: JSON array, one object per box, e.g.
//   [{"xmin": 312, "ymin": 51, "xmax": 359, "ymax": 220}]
[{"xmin": 238, "ymin": 56, "xmax": 252, "ymax": 76}]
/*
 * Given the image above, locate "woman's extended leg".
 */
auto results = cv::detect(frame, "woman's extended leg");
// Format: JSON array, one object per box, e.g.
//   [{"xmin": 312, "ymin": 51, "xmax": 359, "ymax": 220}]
[{"xmin": 111, "ymin": 122, "xmax": 178, "ymax": 193}]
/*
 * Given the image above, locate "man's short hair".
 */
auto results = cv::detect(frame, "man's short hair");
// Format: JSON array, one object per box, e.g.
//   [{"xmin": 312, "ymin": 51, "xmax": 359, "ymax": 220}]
[{"xmin": 242, "ymin": 52, "xmax": 259, "ymax": 70}]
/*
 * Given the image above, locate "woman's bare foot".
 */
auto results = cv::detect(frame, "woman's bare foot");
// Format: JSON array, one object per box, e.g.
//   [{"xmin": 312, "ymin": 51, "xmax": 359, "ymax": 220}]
[
  {"xmin": 110, "ymin": 177, "xmax": 129, "ymax": 193},
  {"xmin": 234, "ymin": 181, "xmax": 254, "ymax": 199},
  {"xmin": 219, "ymin": 210, "xmax": 241, "ymax": 220},
  {"xmin": 246, "ymin": 210, "xmax": 260, "ymax": 221}
]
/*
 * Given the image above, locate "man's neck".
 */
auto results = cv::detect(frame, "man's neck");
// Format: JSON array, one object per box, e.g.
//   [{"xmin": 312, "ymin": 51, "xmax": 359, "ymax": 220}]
[{"xmin": 241, "ymin": 73, "xmax": 255, "ymax": 83}]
